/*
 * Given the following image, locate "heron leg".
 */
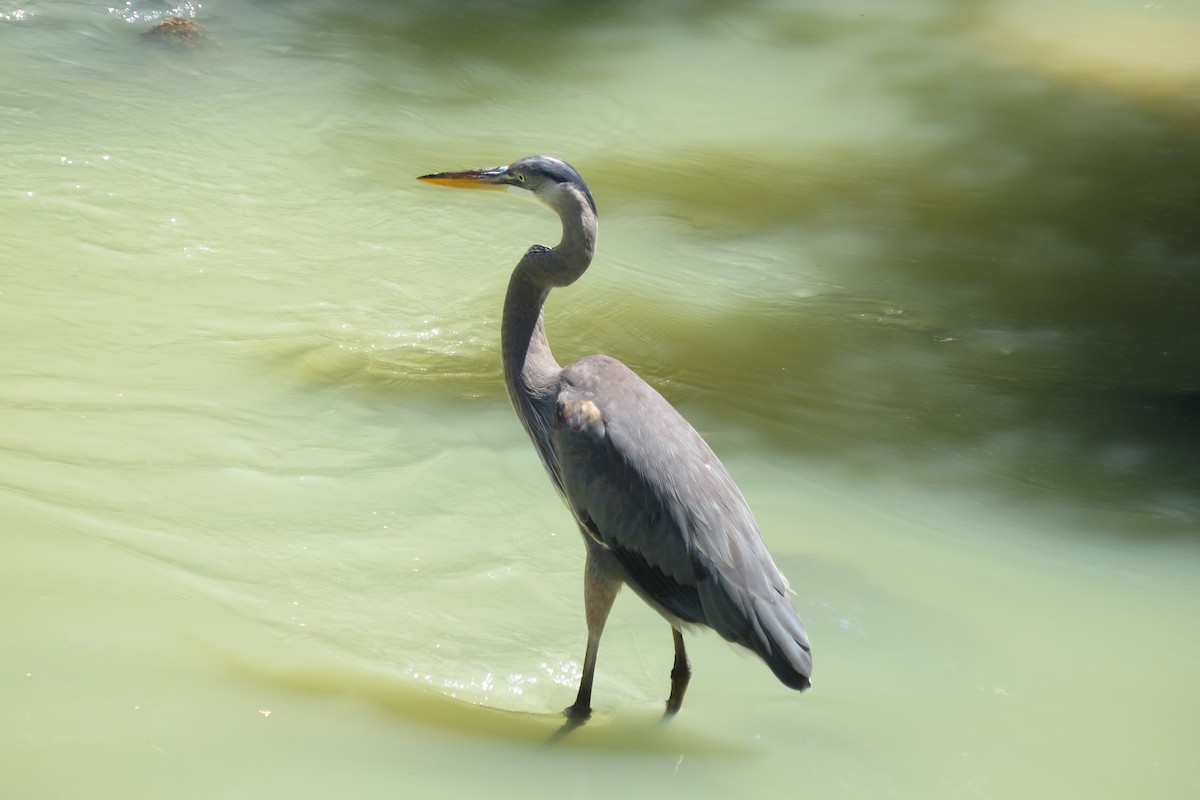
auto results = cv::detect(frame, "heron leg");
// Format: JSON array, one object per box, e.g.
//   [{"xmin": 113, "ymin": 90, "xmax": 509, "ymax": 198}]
[
  {"xmin": 663, "ymin": 627, "xmax": 691, "ymax": 719},
  {"xmin": 563, "ymin": 551, "xmax": 620, "ymax": 721}
]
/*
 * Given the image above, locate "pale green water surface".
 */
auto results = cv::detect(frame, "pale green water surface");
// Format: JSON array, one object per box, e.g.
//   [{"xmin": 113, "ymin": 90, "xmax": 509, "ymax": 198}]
[{"xmin": 2, "ymin": 1, "xmax": 1199, "ymax": 798}]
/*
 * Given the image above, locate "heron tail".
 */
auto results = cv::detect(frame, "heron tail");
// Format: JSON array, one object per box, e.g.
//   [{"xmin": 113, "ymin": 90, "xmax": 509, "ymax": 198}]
[
  {"xmin": 749, "ymin": 594, "xmax": 812, "ymax": 690},
  {"xmin": 699, "ymin": 579, "xmax": 813, "ymax": 691}
]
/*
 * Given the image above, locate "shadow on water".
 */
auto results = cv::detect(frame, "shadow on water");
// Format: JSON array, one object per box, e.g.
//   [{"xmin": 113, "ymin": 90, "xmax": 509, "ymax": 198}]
[{"xmin": 227, "ymin": 650, "xmax": 749, "ymax": 755}]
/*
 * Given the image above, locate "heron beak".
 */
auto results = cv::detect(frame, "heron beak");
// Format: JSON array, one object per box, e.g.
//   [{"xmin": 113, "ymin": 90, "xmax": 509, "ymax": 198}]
[{"xmin": 416, "ymin": 165, "xmax": 508, "ymax": 190}]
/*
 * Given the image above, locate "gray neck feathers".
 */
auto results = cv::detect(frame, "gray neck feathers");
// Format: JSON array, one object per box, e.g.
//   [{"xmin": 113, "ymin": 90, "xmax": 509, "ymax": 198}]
[{"xmin": 500, "ymin": 185, "xmax": 598, "ymax": 469}]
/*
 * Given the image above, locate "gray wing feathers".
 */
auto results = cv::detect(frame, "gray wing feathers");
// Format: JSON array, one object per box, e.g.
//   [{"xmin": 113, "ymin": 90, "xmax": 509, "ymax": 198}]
[{"xmin": 553, "ymin": 355, "xmax": 812, "ymax": 688}]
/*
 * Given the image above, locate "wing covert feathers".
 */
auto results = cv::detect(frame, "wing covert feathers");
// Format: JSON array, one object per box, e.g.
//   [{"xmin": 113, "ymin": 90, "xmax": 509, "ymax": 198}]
[{"xmin": 552, "ymin": 355, "xmax": 812, "ymax": 689}]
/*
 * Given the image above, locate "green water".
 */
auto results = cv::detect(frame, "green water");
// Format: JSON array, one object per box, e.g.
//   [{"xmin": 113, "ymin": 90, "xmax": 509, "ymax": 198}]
[{"xmin": 3, "ymin": 1, "xmax": 1198, "ymax": 797}]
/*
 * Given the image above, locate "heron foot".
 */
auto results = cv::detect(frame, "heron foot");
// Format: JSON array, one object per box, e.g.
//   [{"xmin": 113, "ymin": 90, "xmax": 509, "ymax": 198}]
[
  {"xmin": 547, "ymin": 707, "xmax": 590, "ymax": 745},
  {"xmin": 562, "ymin": 703, "xmax": 592, "ymax": 722}
]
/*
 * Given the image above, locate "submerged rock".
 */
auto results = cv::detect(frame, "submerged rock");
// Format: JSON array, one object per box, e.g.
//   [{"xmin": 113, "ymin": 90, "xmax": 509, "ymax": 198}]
[{"xmin": 141, "ymin": 16, "xmax": 208, "ymax": 46}]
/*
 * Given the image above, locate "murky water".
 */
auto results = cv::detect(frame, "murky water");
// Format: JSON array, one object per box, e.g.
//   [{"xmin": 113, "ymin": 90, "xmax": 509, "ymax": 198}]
[{"xmin": 3, "ymin": 1, "xmax": 1198, "ymax": 797}]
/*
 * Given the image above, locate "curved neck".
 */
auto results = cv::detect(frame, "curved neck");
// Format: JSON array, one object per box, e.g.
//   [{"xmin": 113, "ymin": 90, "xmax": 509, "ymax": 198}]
[
  {"xmin": 501, "ymin": 267, "xmax": 558, "ymax": 403},
  {"xmin": 500, "ymin": 189, "xmax": 597, "ymax": 435}
]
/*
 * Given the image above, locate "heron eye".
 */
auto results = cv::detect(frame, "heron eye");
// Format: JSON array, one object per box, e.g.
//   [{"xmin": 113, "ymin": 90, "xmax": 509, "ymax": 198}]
[{"xmin": 516, "ymin": 173, "xmax": 527, "ymax": 183}]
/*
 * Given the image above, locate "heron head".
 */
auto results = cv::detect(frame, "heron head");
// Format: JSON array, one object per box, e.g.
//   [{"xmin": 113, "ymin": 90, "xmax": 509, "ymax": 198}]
[{"xmin": 418, "ymin": 155, "xmax": 596, "ymax": 217}]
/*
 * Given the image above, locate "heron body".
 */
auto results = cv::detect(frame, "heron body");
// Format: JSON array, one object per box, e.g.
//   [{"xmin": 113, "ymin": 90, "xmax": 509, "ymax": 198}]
[{"xmin": 418, "ymin": 156, "xmax": 812, "ymax": 720}]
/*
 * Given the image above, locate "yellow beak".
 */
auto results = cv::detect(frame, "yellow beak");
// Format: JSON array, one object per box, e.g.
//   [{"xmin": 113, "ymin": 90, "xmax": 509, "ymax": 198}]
[{"xmin": 416, "ymin": 166, "xmax": 508, "ymax": 190}]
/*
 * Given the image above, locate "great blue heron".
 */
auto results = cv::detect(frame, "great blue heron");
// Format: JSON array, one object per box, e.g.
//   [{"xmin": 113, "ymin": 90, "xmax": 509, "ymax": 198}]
[{"xmin": 417, "ymin": 155, "xmax": 812, "ymax": 721}]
